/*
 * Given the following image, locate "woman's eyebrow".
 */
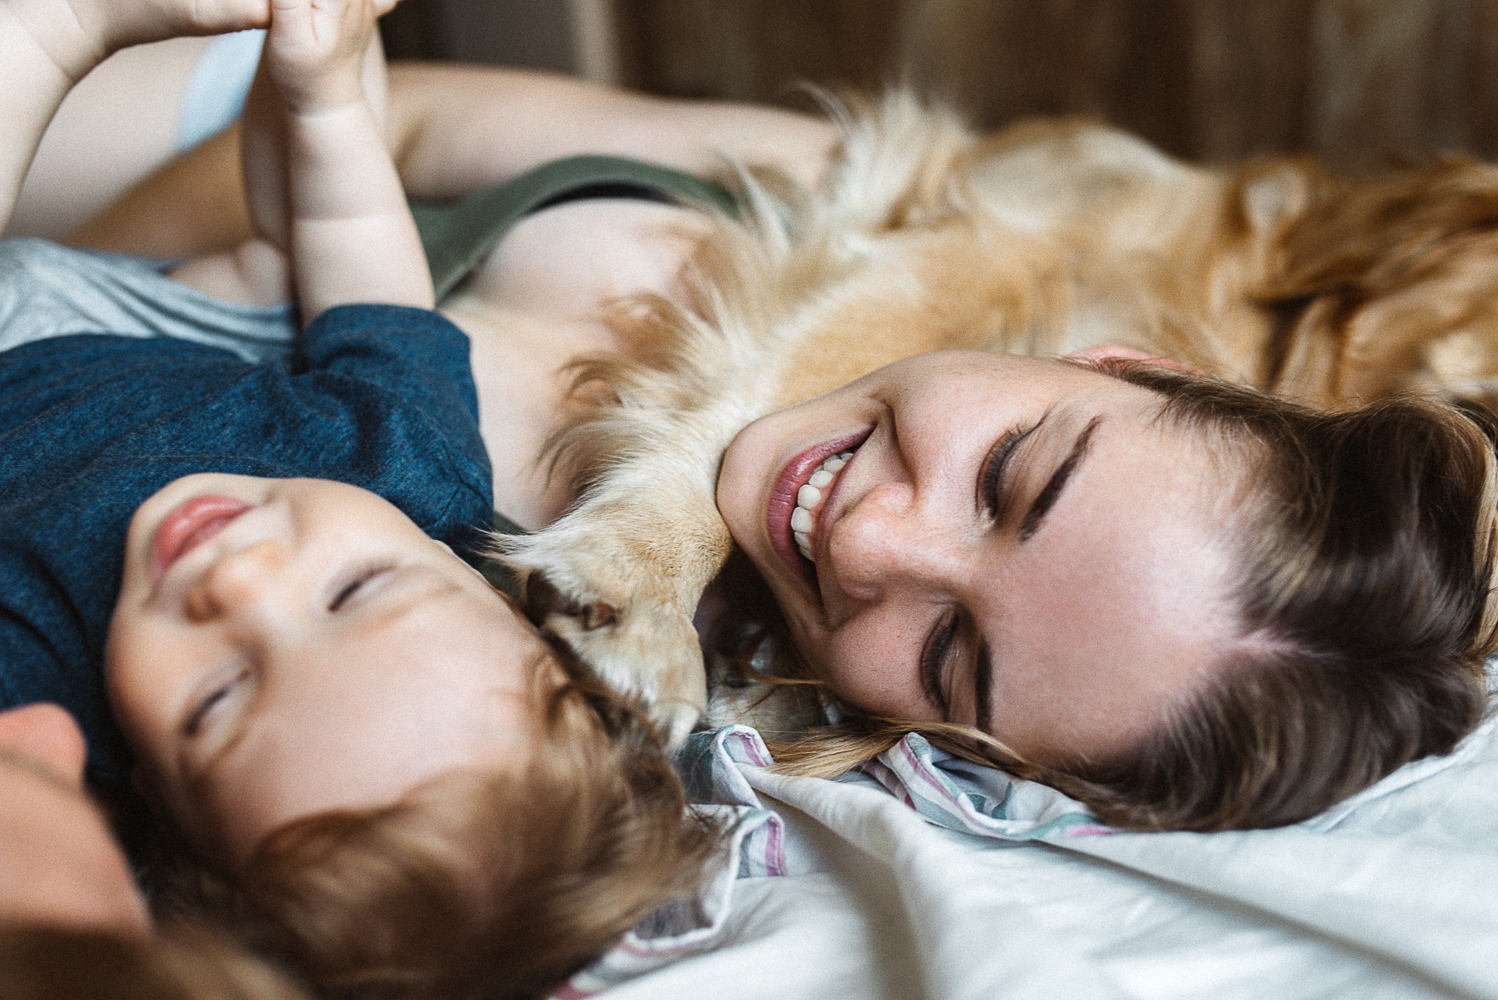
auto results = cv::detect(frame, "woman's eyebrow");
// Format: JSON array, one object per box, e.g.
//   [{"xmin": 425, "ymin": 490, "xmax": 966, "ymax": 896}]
[{"xmin": 1018, "ymin": 416, "xmax": 1102, "ymax": 542}]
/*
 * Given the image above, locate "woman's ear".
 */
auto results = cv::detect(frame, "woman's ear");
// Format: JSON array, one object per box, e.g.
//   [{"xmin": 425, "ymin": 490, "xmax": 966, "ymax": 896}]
[{"xmin": 1065, "ymin": 343, "xmax": 1205, "ymax": 374}]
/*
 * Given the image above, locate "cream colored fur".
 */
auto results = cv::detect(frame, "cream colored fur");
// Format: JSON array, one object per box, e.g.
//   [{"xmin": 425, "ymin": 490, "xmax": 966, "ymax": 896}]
[{"xmin": 494, "ymin": 91, "xmax": 1498, "ymax": 744}]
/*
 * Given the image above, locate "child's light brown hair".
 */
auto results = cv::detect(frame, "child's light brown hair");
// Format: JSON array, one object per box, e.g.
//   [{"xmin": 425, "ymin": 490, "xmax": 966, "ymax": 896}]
[
  {"xmin": 0, "ymin": 922, "xmax": 311, "ymax": 1000},
  {"xmin": 151, "ymin": 632, "xmax": 721, "ymax": 1000}
]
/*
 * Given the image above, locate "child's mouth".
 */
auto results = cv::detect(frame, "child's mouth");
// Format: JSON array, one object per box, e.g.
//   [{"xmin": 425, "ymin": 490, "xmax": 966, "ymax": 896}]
[{"xmin": 151, "ymin": 495, "xmax": 254, "ymax": 583}]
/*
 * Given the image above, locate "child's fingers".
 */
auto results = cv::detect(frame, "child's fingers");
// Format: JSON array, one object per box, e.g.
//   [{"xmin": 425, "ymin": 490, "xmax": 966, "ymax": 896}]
[
  {"xmin": 21, "ymin": 0, "xmax": 272, "ymax": 63},
  {"xmin": 132, "ymin": 0, "xmax": 272, "ymax": 45},
  {"xmin": 271, "ymin": 0, "xmax": 376, "ymax": 54},
  {"xmin": 263, "ymin": 0, "xmax": 379, "ymax": 109},
  {"xmin": 267, "ymin": 0, "xmax": 363, "ymax": 62}
]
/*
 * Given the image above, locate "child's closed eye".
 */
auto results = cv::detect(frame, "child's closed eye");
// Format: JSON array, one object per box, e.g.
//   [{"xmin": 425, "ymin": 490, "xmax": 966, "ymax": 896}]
[
  {"xmin": 328, "ymin": 563, "xmax": 395, "ymax": 612},
  {"xmin": 184, "ymin": 665, "xmax": 250, "ymax": 738}
]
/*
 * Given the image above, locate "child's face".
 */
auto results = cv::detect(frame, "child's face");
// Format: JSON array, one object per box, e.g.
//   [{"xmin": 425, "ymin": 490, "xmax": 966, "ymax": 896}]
[{"xmin": 107, "ymin": 474, "xmax": 556, "ymax": 864}]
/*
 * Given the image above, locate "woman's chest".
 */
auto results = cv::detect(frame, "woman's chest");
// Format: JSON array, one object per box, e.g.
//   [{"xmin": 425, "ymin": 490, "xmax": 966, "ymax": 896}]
[{"xmin": 438, "ymin": 198, "xmax": 714, "ymax": 528}]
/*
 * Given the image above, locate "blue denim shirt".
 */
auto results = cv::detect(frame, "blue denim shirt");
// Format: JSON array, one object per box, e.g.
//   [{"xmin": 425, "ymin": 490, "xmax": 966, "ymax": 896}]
[{"xmin": 0, "ymin": 303, "xmax": 494, "ymax": 805}]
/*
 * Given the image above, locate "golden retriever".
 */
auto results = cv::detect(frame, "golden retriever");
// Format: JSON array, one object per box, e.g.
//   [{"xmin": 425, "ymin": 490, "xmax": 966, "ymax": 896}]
[{"xmin": 495, "ymin": 91, "xmax": 1498, "ymax": 743}]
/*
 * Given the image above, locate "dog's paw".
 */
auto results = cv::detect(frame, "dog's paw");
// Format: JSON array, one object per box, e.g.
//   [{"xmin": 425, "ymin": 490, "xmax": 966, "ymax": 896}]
[
  {"xmin": 525, "ymin": 573, "xmax": 709, "ymax": 747},
  {"xmin": 496, "ymin": 439, "xmax": 738, "ymax": 748}
]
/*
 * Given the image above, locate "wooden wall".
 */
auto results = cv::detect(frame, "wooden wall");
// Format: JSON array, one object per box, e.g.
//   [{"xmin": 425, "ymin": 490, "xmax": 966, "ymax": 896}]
[
  {"xmin": 611, "ymin": 0, "xmax": 1498, "ymax": 173},
  {"xmin": 381, "ymin": 0, "xmax": 582, "ymax": 75}
]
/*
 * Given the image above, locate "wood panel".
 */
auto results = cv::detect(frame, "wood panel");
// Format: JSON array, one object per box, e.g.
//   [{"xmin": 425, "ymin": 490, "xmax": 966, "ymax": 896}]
[
  {"xmin": 612, "ymin": 0, "xmax": 903, "ymax": 110},
  {"xmin": 381, "ymin": 0, "xmax": 581, "ymax": 74},
  {"xmin": 613, "ymin": 0, "xmax": 1498, "ymax": 172}
]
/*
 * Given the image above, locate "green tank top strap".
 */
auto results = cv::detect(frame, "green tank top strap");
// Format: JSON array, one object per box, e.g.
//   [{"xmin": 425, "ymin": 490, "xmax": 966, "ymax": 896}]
[
  {"xmin": 414, "ymin": 155, "xmax": 738, "ymax": 582},
  {"xmin": 411, "ymin": 154, "xmax": 740, "ymax": 300}
]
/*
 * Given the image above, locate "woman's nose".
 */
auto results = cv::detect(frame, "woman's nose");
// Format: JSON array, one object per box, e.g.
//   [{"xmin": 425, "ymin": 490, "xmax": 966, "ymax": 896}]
[
  {"xmin": 185, "ymin": 539, "xmax": 290, "ymax": 622},
  {"xmin": 827, "ymin": 482, "xmax": 961, "ymax": 601}
]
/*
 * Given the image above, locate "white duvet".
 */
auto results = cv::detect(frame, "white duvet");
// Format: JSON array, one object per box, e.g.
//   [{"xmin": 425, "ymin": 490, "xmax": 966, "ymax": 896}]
[{"xmin": 559, "ymin": 685, "xmax": 1498, "ymax": 1000}]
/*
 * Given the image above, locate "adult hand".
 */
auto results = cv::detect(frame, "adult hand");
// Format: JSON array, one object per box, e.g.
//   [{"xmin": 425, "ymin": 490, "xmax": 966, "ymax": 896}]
[{"xmin": 0, "ymin": 704, "xmax": 150, "ymax": 935}]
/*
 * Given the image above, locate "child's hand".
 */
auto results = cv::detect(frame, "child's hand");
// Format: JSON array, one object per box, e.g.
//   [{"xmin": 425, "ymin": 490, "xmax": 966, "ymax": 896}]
[{"xmin": 263, "ymin": 0, "xmax": 394, "ymax": 115}]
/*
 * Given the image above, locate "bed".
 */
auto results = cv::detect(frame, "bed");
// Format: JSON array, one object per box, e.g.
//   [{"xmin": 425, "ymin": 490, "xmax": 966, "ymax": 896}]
[
  {"xmin": 555, "ymin": 663, "xmax": 1498, "ymax": 999},
  {"xmin": 18, "ymin": 33, "xmax": 1498, "ymax": 1000}
]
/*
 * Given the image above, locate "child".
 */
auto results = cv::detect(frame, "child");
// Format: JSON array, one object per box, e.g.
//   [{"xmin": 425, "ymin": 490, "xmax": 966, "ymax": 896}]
[{"xmin": 0, "ymin": 0, "xmax": 717, "ymax": 994}]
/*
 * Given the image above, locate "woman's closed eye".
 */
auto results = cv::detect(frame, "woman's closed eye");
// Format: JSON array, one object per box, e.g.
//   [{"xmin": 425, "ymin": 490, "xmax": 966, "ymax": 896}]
[
  {"xmin": 921, "ymin": 611, "xmax": 962, "ymax": 717},
  {"xmin": 979, "ymin": 420, "xmax": 1042, "ymax": 523}
]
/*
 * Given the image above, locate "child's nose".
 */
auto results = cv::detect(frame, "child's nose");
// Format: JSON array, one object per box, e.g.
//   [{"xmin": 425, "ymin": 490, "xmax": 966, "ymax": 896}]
[{"xmin": 185, "ymin": 539, "xmax": 291, "ymax": 622}]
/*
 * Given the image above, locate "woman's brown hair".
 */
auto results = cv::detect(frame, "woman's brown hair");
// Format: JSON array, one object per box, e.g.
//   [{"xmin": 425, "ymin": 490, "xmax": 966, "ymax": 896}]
[{"xmin": 731, "ymin": 361, "xmax": 1498, "ymax": 831}]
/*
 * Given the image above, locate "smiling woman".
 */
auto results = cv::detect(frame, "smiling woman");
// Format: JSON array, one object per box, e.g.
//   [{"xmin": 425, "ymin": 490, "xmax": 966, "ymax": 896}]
[
  {"xmin": 718, "ymin": 354, "xmax": 1498, "ymax": 831},
  {"xmin": 718, "ymin": 352, "xmax": 1249, "ymax": 769}
]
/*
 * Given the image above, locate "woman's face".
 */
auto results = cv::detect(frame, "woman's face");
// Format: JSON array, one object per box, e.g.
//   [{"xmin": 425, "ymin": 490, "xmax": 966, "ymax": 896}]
[
  {"xmin": 107, "ymin": 475, "xmax": 557, "ymax": 864},
  {"xmin": 717, "ymin": 351, "xmax": 1250, "ymax": 767}
]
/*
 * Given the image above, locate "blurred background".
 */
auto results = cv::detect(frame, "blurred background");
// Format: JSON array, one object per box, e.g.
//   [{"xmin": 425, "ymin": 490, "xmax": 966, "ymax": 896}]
[{"xmin": 389, "ymin": 0, "xmax": 1498, "ymax": 175}]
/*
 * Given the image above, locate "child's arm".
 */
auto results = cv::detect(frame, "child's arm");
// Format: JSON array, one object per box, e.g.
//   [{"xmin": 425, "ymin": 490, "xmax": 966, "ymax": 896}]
[
  {"xmin": 0, "ymin": 0, "xmax": 268, "ymax": 234},
  {"xmin": 72, "ymin": 63, "xmax": 839, "ymax": 262},
  {"xmin": 174, "ymin": 0, "xmax": 429, "ymax": 321},
  {"xmin": 259, "ymin": 0, "xmax": 429, "ymax": 321}
]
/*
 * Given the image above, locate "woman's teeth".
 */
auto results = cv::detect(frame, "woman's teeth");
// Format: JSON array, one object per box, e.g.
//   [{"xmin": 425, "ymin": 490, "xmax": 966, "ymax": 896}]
[{"xmin": 792, "ymin": 451, "xmax": 852, "ymax": 562}]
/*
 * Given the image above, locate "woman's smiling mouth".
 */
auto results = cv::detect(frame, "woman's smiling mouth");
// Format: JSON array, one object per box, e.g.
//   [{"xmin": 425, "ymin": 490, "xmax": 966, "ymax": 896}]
[
  {"xmin": 791, "ymin": 450, "xmax": 852, "ymax": 561},
  {"xmin": 766, "ymin": 429, "xmax": 870, "ymax": 590}
]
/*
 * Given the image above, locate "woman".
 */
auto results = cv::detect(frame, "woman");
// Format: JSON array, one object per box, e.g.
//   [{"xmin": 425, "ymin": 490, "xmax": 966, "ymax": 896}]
[
  {"xmin": 32, "ymin": 40, "xmax": 1498, "ymax": 839},
  {"xmin": 715, "ymin": 352, "xmax": 1498, "ymax": 830}
]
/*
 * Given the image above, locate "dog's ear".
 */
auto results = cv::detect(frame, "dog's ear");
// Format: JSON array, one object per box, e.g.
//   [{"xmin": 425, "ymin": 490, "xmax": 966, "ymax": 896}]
[{"xmin": 1066, "ymin": 344, "xmax": 1206, "ymax": 374}]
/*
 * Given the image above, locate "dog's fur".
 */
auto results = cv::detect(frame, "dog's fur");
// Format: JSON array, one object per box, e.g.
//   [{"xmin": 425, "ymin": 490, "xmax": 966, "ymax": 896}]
[{"xmin": 494, "ymin": 91, "xmax": 1498, "ymax": 743}]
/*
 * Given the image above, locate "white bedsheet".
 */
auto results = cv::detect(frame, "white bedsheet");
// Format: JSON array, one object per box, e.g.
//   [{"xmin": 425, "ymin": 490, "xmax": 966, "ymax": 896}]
[{"xmin": 561, "ymin": 699, "xmax": 1498, "ymax": 999}]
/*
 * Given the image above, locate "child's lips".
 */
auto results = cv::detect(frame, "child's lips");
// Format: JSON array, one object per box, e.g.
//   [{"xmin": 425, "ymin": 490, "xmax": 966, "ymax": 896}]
[{"xmin": 150, "ymin": 495, "xmax": 254, "ymax": 583}]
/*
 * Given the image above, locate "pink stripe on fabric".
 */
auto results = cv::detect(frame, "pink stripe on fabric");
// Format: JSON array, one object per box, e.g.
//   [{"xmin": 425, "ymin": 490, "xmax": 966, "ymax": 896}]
[
  {"xmin": 733, "ymin": 731, "xmax": 775, "ymax": 768},
  {"xmin": 1064, "ymin": 824, "xmax": 1115, "ymax": 837},
  {"xmin": 899, "ymin": 741, "xmax": 962, "ymax": 807},
  {"xmin": 764, "ymin": 815, "xmax": 787, "ymax": 876}
]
